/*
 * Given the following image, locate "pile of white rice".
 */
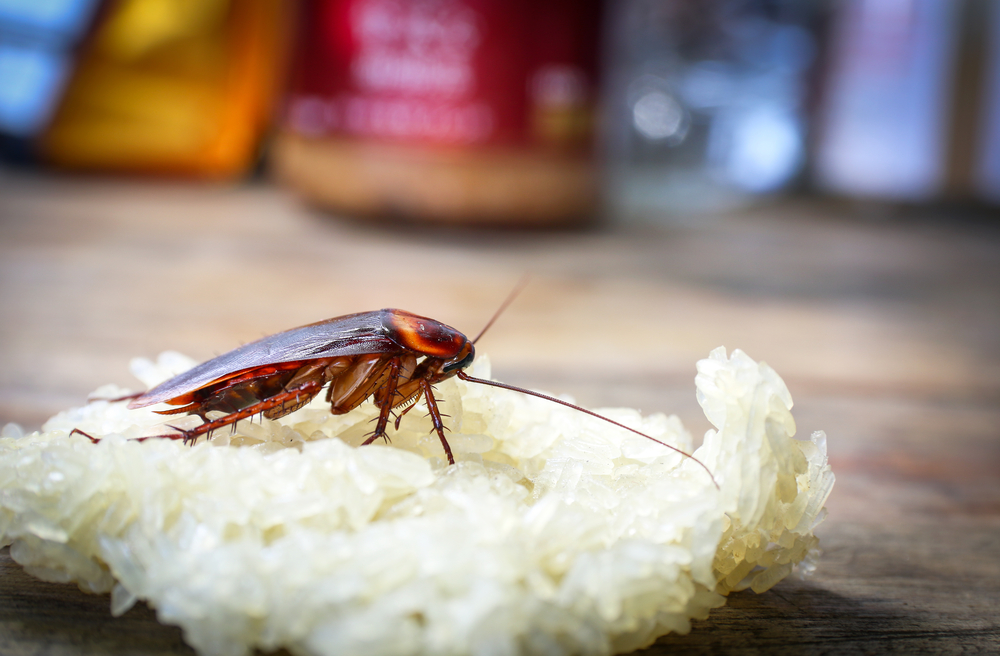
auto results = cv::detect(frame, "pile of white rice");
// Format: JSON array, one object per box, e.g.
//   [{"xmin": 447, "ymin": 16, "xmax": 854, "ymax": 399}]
[{"xmin": 0, "ymin": 348, "xmax": 833, "ymax": 656}]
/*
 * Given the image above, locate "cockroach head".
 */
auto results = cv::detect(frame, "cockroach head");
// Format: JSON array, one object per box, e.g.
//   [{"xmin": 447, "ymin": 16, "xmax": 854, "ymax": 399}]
[{"xmin": 442, "ymin": 341, "xmax": 475, "ymax": 373}]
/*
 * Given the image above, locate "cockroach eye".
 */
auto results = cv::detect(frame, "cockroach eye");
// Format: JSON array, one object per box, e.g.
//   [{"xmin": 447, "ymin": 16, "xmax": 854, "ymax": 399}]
[{"xmin": 443, "ymin": 349, "xmax": 475, "ymax": 373}]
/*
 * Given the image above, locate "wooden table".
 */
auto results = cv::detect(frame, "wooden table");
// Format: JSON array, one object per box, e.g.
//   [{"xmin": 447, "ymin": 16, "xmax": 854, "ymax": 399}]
[{"xmin": 1, "ymin": 170, "xmax": 998, "ymax": 654}]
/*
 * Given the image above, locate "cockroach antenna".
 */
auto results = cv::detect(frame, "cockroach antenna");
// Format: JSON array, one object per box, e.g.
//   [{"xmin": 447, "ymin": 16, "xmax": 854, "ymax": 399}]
[
  {"xmin": 465, "ymin": 276, "xmax": 720, "ymax": 490},
  {"xmin": 457, "ymin": 371, "xmax": 720, "ymax": 490},
  {"xmin": 472, "ymin": 275, "xmax": 530, "ymax": 344}
]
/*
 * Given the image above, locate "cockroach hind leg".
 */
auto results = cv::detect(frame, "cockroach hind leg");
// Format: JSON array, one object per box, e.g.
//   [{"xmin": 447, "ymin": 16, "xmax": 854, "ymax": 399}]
[
  {"xmin": 70, "ymin": 428, "xmax": 100, "ymax": 443},
  {"xmin": 164, "ymin": 424, "xmax": 197, "ymax": 446}
]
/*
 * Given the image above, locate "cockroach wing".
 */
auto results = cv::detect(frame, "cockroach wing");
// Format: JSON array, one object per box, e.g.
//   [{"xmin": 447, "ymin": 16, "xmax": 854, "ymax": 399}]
[{"xmin": 130, "ymin": 310, "xmax": 406, "ymax": 408}]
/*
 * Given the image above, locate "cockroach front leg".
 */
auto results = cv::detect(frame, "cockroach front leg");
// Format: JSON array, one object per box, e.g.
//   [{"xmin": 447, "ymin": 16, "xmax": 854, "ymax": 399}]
[
  {"xmin": 361, "ymin": 371, "xmax": 455, "ymax": 465},
  {"xmin": 420, "ymin": 379, "xmax": 455, "ymax": 465}
]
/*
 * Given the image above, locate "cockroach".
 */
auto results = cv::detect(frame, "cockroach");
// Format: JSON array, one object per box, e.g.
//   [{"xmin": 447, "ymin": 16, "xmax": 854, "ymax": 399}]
[{"xmin": 75, "ymin": 301, "xmax": 718, "ymax": 489}]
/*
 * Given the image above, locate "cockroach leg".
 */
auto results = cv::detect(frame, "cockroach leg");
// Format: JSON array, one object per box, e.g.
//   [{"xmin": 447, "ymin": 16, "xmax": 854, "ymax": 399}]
[
  {"xmin": 157, "ymin": 425, "xmax": 196, "ymax": 445},
  {"xmin": 420, "ymin": 379, "xmax": 455, "ymax": 465},
  {"xmin": 361, "ymin": 416, "xmax": 392, "ymax": 445},
  {"xmin": 69, "ymin": 428, "xmax": 101, "ymax": 443},
  {"xmin": 156, "ymin": 380, "xmax": 325, "ymax": 447},
  {"xmin": 392, "ymin": 392, "xmax": 422, "ymax": 430},
  {"xmin": 70, "ymin": 427, "xmax": 185, "ymax": 444},
  {"xmin": 361, "ymin": 358, "xmax": 402, "ymax": 447}
]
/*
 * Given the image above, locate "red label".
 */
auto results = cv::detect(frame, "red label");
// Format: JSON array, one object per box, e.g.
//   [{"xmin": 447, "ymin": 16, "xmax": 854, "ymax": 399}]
[{"xmin": 285, "ymin": 0, "xmax": 600, "ymax": 148}]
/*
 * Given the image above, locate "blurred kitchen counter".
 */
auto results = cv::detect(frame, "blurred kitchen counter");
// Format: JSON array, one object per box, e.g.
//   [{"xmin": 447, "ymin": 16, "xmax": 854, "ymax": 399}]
[{"xmin": 0, "ymin": 170, "xmax": 998, "ymax": 654}]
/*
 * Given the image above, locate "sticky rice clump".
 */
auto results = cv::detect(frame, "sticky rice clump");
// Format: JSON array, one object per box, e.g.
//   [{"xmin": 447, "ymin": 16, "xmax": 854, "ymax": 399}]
[{"xmin": 0, "ymin": 348, "xmax": 833, "ymax": 656}]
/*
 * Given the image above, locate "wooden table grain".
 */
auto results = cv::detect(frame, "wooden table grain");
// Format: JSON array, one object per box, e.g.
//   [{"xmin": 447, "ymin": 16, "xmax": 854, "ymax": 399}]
[{"xmin": 1, "ymin": 170, "xmax": 998, "ymax": 654}]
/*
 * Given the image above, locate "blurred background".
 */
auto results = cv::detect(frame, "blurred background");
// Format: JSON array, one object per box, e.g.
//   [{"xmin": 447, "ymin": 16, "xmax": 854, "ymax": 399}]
[
  {"xmin": 1, "ymin": 1, "xmax": 999, "ymax": 652},
  {"xmin": 2, "ymin": 0, "xmax": 1000, "ymax": 215}
]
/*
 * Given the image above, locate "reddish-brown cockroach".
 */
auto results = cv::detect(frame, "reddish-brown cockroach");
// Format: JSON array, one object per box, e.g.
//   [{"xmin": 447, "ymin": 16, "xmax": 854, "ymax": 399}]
[{"xmin": 76, "ymin": 303, "xmax": 718, "ymax": 488}]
